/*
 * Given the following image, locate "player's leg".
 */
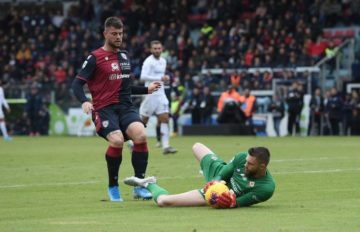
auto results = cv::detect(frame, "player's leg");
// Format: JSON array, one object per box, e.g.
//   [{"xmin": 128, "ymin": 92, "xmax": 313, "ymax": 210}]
[
  {"xmin": 93, "ymin": 108, "xmax": 124, "ymax": 202},
  {"xmin": 123, "ymin": 176, "xmax": 206, "ymax": 207},
  {"xmin": 155, "ymin": 96, "xmax": 177, "ymax": 154},
  {"xmin": 126, "ymin": 121, "xmax": 152, "ymax": 199},
  {"xmin": 158, "ymin": 112, "xmax": 177, "ymax": 154},
  {"xmin": 192, "ymin": 142, "xmax": 215, "ymax": 162},
  {"xmin": 155, "ymin": 189, "xmax": 206, "ymax": 207},
  {"xmin": 155, "ymin": 119, "xmax": 161, "ymax": 148},
  {"xmin": 0, "ymin": 114, "xmax": 11, "ymax": 140},
  {"xmin": 106, "ymin": 131, "xmax": 125, "ymax": 201}
]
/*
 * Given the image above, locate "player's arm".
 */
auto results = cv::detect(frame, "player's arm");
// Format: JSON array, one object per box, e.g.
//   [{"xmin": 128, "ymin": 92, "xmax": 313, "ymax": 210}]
[
  {"xmin": 71, "ymin": 55, "xmax": 96, "ymax": 114},
  {"xmin": 131, "ymin": 81, "xmax": 161, "ymax": 95},
  {"xmin": 218, "ymin": 191, "xmax": 264, "ymax": 209},
  {"xmin": 213, "ymin": 156, "xmax": 237, "ymax": 182},
  {"xmin": 235, "ymin": 191, "xmax": 264, "ymax": 207}
]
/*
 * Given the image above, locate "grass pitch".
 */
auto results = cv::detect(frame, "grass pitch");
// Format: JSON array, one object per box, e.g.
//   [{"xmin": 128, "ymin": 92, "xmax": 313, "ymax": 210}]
[{"xmin": 1, "ymin": 136, "xmax": 360, "ymax": 232}]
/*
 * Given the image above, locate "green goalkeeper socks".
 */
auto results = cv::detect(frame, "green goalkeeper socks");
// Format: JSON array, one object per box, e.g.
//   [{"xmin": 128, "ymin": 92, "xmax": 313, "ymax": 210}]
[{"xmin": 147, "ymin": 183, "xmax": 169, "ymax": 203}]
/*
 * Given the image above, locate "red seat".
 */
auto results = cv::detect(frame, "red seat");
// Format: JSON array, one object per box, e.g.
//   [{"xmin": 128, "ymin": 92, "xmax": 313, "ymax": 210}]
[
  {"xmin": 334, "ymin": 30, "xmax": 344, "ymax": 38},
  {"xmin": 345, "ymin": 29, "xmax": 355, "ymax": 37},
  {"xmin": 333, "ymin": 38, "xmax": 343, "ymax": 46},
  {"xmin": 323, "ymin": 30, "xmax": 332, "ymax": 38}
]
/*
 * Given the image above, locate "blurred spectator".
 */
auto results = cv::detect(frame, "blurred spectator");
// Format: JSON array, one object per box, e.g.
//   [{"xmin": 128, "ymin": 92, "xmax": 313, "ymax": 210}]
[
  {"xmin": 200, "ymin": 86, "xmax": 215, "ymax": 124},
  {"xmin": 308, "ymin": 87, "xmax": 324, "ymax": 136},
  {"xmin": 325, "ymin": 87, "xmax": 342, "ymax": 135},
  {"xmin": 350, "ymin": 108, "xmax": 360, "ymax": 135},
  {"xmin": 188, "ymin": 87, "xmax": 202, "ymax": 124},
  {"xmin": 239, "ymin": 88, "xmax": 256, "ymax": 125},
  {"xmin": 325, "ymin": 41, "xmax": 338, "ymax": 74},
  {"xmin": 23, "ymin": 84, "xmax": 44, "ymax": 136},
  {"xmin": 268, "ymin": 95, "xmax": 285, "ymax": 137},
  {"xmin": 342, "ymin": 93, "xmax": 353, "ymax": 135},
  {"xmin": 216, "ymin": 85, "xmax": 242, "ymax": 113},
  {"xmin": 286, "ymin": 82, "xmax": 304, "ymax": 136}
]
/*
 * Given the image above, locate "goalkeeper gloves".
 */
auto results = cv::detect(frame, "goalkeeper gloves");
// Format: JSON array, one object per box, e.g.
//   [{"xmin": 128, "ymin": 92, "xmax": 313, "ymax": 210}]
[{"xmin": 218, "ymin": 190, "xmax": 237, "ymax": 208}]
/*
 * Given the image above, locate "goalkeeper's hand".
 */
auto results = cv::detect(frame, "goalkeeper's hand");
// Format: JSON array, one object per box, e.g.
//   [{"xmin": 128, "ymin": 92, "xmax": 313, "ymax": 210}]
[
  {"xmin": 203, "ymin": 180, "xmax": 226, "ymax": 193},
  {"xmin": 218, "ymin": 190, "xmax": 237, "ymax": 208}
]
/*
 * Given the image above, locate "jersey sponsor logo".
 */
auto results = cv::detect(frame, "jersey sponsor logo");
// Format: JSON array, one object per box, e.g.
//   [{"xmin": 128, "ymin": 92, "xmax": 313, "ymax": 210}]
[
  {"xmin": 230, "ymin": 177, "xmax": 241, "ymax": 195},
  {"xmin": 108, "ymin": 74, "xmax": 130, "ymax": 80},
  {"xmin": 102, "ymin": 120, "xmax": 109, "ymax": 128},
  {"xmin": 119, "ymin": 62, "xmax": 131, "ymax": 70},
  {"xmin": 120, "ymin": 53, "xmax": 127, "ymax": 60},
  {"xmin": 111, "ymin": 62, "xmax": 120, "ymax": 71}
]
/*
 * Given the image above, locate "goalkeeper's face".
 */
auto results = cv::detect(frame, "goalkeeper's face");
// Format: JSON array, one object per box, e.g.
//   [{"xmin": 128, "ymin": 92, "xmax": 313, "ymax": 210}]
[
  {"xmin": 104, "ymin": 26, "xmax": 123, "ymax": 49},
  {"xmin": 245, "ymin": 155, "xmax": 262, "ymax": 177}
]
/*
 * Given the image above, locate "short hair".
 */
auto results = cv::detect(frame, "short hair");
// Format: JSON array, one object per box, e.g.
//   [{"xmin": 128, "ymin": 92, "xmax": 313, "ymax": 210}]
[
  {"xmin": 104, "ymin": 17, "xmax": 123, "ymax": 29},
  {"xmin": 150, "ymin": 40, "xmax": 162, "ymax": 47},
  {"xmin": 248, "ymin": 147, "xmax": 270, "ymax": 166}
]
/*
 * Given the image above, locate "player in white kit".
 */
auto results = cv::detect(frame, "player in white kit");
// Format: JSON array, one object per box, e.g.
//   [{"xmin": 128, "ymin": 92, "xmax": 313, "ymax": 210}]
[
  {"xmin": 0, "ymin": 81, "xmax": 12, "ymax": 141},
  {"xmin": 139, "ymin": 41, "xmax": 177, "ymax": 154}
]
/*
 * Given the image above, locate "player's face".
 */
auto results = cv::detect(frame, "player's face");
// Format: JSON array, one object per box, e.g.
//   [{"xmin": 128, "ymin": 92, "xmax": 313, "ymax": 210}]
[
  {"xmin": 245, "ymin": 155, "xmax": 260, "ymax": 177},
  {"xmin": 151, "ymin": 44, "xmax": 163, "ymax": 58},
  {"xmin": 104, "ymin": 26, "xmax": 123, "ymax": 50}
]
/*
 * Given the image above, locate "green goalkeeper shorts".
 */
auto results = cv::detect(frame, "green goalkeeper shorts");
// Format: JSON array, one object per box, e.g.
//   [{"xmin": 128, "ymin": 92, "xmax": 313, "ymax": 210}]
[
  {"xmin": 198, "ymin": 153, "xmax": 227, "ymax": 198},
  {"xmin": 200, "ymin": 153, "xmax": 227, "ymax": 182}
]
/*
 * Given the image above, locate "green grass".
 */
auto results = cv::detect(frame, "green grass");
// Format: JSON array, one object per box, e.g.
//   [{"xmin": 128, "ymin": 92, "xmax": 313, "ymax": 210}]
[{"xmin": 1, "ymin": 136, "xmax": 360, "ymax": 232}]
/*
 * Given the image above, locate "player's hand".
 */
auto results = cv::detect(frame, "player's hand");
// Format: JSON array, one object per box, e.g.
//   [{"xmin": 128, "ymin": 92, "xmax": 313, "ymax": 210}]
[
  {"xmin": 161, "ymin": 75, "xmax": 170, "ymax": 82},
  {"xmin": 6, "ymin": 108, "xmax": 11, "ymax": 113},
  {"xmin": 203, "ymin": 180, "xmax": 226, "ymax": 193},
  {"xmin": 217, "ymin": 190, "xmax": 237, "ymax": 208},
  {"xmin": 148, "ymin": 81, "xmax": 161, "ymax": 93},
  {"xmin": 82, "ymin": 101, "xmax": 94, "ymax": 114}
]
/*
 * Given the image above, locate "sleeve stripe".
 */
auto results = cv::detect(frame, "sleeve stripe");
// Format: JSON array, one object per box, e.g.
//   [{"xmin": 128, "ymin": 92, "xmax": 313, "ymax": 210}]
[{"xmin": 76, "ymin": 75, "xmax": 88, "ymax": 82}]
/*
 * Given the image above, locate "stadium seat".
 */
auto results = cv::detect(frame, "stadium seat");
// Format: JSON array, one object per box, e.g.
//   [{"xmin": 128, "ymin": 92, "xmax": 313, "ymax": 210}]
[
  {"xmin": 345, "ymin": 29, "xmax": 355, "ymax": 38},
  {"xmin": 323, "ymin": 30, "xmax": 332, "ymax": 38}
]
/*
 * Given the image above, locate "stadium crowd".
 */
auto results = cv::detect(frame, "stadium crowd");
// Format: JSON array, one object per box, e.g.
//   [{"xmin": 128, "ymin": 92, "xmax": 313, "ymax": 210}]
[{"xmin": 0, "ymin": 0, "xmax": 360, "ymax": 136}]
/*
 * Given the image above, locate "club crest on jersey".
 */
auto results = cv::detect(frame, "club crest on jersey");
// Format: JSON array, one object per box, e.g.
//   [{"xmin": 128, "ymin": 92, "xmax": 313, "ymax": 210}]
[
  {"xmin": 102, "ymin": 120, "xmax": 109, "ymax": 128},
  {"xmin": 248, "ymin": 181, "xmax": 255, "ymax": 187},
  {"xmin": 120, "ymin": 53, "xmax": 127, "ymax": 60},
  {"xmin": 111, "ymin": 62, "xmax": 119, "ymax": 71}
]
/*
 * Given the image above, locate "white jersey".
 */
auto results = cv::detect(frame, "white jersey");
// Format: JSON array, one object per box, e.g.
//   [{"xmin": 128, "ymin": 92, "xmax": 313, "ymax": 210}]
[
  {"xmin": 0, "ymin": 86, "xmax": 9, "ymax": 118},
  {"xmin": 139, "ymin": 54, "xmax": 169, "ymax": 116},
  {"xmin": 140, "ymin": 54, "xmax": 167, "ymax": 96}
]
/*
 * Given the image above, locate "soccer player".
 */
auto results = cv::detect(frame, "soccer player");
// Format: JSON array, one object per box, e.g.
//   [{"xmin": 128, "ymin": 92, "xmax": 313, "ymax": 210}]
[
  {"xmin": 0, "ymin": 81, "xmax": 12, "ymax": 141},
  {"xmin": 124, "ymin": 142, "xmax": 275, "ymax": 208},
  {"xmin": 71, "ymin": 17, "xmax": 161, "ymax": 202},
  {"xmin": 139, "ymin": 41, "xmax": 177, "ymax": 155}
]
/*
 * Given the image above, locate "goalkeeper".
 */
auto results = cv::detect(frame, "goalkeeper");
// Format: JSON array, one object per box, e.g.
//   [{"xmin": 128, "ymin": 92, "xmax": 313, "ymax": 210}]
[{"xmin": 124, "ymin": 142, "xmax": 275, "ymax": 208}]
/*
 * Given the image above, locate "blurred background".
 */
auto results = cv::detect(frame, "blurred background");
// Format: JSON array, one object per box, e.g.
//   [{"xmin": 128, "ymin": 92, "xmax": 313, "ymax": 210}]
[{"xmin": 1, "ymin": 0, "xmax": 360, "ymax": 138}]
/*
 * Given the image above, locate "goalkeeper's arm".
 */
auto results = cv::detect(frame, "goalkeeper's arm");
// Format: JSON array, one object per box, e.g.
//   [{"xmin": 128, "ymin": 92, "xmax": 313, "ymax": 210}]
[{"xmin": 213, "ymin": 159, "xmax": 235, "ymax": 182}]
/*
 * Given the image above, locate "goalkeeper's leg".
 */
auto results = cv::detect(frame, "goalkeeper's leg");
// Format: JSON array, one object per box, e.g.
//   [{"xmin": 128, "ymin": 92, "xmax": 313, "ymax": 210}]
[
  {"xmin": 192, "ymin": 142, "xmax": 215, "ymax": 162},
  {"xmin": 154, "ymin": 188, "xmax": 206, "ymax": 207}
]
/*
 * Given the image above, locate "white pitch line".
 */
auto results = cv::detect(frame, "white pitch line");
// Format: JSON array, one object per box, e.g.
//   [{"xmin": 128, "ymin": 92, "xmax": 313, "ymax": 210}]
[
  {"xmin": 1, "ymin": 167, "xmax": 360, "ymax": 189},
  {"xmin": 0, "ymin": 180, "xmax": 99, "ymax": 189},
  {"xmin": 271, "ymin": 157, "xmax": 359, "ymax": 162},
  {"xmin": 273, "ymin": 168, "xmax": 360, "ymax": 175}
]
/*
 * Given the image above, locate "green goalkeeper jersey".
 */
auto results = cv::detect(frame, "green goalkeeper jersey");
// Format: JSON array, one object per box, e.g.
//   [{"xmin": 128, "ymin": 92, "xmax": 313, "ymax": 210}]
[{"xmin": 217, "ymin": 152, "xmax": 275, "ymax": 207}]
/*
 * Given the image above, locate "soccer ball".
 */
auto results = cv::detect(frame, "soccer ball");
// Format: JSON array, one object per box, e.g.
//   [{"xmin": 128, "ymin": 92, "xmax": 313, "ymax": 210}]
[{"xmin": 204, "ymin": 182, "xmax": 230, "ymax": 208}]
